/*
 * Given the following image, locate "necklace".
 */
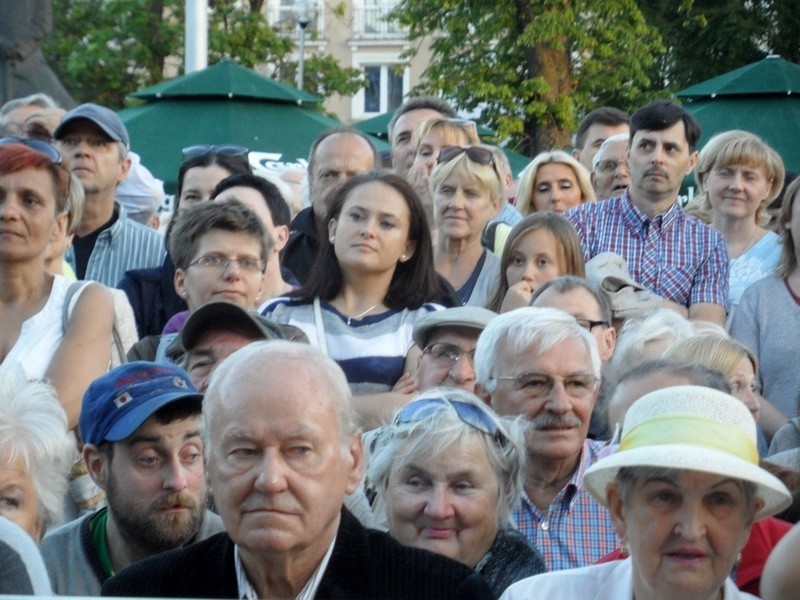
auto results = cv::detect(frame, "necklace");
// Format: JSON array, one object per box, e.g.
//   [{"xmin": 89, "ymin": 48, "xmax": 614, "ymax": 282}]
[
  {"xmin": 346, "ymin": 302, "xmax": 381, "ymax": 325},
  {"xmin": 729, "ymin": 227, "xmax": 759, "ymax": 262}
]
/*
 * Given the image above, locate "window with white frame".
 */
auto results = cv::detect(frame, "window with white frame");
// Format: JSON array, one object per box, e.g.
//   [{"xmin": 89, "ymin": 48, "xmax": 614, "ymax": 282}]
[
  {"xmin": 362, "ymin": 64, "xmax": 405, "ymax": 114},
  {"xmin": 355, "ymin": 0, "xmax": 403, "ymax": 36},
  {"xmin": 267, "ymin": 0, "xmax": 323, "ymax": 31}
]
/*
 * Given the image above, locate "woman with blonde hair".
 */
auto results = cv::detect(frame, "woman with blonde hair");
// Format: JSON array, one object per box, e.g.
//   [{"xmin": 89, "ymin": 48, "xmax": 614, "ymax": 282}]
[
  {"xmin": 731, "ymin": 177, "xmax": 800, "ymax": 438},
  {"xmin": 689, "ymin": 130, "xmax": 785, "ymax": 312},
  {"xmin": 516, "ymin": 150, "xmax": 595, "ymax": 215},
  {"xmin": 408, "ymin": 117, "xmax": 481, "ymax": 227},
  {"xmin": 430, "ymin": 145, "xmax": 503, "ymax": 306},
  {"xmin": 486, "ymin": 212, "xmax": 585, "ymax": 312}
]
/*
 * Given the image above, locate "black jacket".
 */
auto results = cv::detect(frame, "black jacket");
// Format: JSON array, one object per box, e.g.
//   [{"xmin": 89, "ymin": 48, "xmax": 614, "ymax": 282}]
[{"xmin": 102, "ymin": 508, "xmax": 493, "ymax": 599}]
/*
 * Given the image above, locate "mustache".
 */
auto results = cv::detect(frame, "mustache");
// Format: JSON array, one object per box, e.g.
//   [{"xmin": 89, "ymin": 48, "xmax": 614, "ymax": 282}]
[
  {"xmin": 152, "ymin": 492, "xmax": 198, "ymax": 511},
  {"xmin": 527, "ymin": 413, "xmax": 583, "ymax": 430},
  {"xmin": 644, "ymin": 167, "xmax": 669, "ymax": 178}
]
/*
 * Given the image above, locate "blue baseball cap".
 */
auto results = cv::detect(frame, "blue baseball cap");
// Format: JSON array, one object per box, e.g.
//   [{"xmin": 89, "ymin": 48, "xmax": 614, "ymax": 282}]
[
  {"xmin": 54, "ymin": 103, "xmax": 130, "ymax": 148},
  {"xmin": 80, "ymin": 361, "xmax": 202, "ymax": 446}
]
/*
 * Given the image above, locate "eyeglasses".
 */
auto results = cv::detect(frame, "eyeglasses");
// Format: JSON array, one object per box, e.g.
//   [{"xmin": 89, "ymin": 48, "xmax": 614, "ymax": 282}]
[
  {"xmin": 181, "ymin": 144, "xmax": 249, "ymax": 160},
  {"xmin": 395, "ymin": 397, "xmax": 509, "ymax": 446},
  {"xmin": 494, "ymin": 372, "xmax": 599, "ymax": 398},
  {"xmin": 188, "ymin": 254, "xmax": 265, "ymax": 273},
  {"xmin": 595, "ymin": 159, "xmax": 628, "ymax": 174},
  {"xmin": 437, "ymin": 145, "xmax": 494, "ymax": 166},
  {"xmin": 0, "ymin": 136, "xmax": 63, "ymax": 165},
  {"xmin": 422, "ymin": 342, "xmax": 476, "ymax": 368},
  {"xmin": 575, "ymin": 318, "xmax": 609, "ymax": 331}
]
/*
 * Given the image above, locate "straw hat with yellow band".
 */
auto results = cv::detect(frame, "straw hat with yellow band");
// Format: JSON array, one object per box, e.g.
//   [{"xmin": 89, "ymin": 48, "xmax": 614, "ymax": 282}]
[{"xmin": 583, "ymin": 385, "xmax": 792, "ymax": 520}]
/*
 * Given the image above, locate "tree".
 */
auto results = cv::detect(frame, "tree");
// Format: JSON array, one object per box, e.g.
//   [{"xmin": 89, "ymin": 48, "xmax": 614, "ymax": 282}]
[
  {"xmin": 43, "ymin": 0, "xmax": 363, "ymax": 109},
  {"xmin": 392, "ymin": 0, "xmax": 664, "ymax": 155}
]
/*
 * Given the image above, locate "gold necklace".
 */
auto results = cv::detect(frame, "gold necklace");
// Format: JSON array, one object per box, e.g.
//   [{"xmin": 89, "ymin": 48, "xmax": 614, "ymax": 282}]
[
  {"xmin": 346, "ymin": 302, "xmax": 381, "ymax": 326},
  {"xmin": 729, "ymin": 227, "xmax": 759, "ymax": 261}
]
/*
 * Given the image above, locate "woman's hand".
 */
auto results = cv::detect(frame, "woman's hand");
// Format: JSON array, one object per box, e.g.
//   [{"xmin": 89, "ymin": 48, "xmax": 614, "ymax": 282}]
[
  {"xmin": 391, "ymin": 371, "xmax": 419, "ymax": 395},
  {"xmin": 500, "ymin": 280, "xmax": 535, "ymax": 313}
]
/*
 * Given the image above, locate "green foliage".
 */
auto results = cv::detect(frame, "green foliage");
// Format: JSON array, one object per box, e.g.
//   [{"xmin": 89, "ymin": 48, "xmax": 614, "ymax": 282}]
[
  {"xmin": 43, "ymin": 0, "xmax": 363, "ymax": 109},
  {"xmin": 393, "ymin": 0, "xmax": 664, "ymax": 155}
]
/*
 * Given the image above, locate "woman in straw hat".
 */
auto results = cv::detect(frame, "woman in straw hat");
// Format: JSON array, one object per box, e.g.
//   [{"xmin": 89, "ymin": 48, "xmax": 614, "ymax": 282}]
[{"xmin": 500, "ymin": 386, "xmax": 792, "ymax": 600}]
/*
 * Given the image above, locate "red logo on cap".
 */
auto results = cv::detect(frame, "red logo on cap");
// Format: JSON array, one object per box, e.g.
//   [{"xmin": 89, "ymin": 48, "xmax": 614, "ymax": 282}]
[{"xmin": 114, "ymin": 391, "xmax": 133, "ymax": 409}]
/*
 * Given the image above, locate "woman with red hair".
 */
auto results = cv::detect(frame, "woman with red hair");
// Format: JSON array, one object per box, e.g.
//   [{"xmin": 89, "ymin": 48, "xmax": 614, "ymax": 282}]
[{"xmin": 0, "ymin": 139, "xmax": 113, "ymax": 430}]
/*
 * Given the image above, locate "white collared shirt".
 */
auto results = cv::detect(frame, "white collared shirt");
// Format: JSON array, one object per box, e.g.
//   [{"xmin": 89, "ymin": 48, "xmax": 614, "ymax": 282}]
[{"xmin": 235, "ymin": 537, "xmax": 337, "ymax": 600}]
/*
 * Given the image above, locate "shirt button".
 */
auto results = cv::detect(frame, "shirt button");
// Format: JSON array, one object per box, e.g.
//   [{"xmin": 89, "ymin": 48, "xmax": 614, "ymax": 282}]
[{"xmin": 540, "ymin": 520, "xmax": 549, "ymax": 531}]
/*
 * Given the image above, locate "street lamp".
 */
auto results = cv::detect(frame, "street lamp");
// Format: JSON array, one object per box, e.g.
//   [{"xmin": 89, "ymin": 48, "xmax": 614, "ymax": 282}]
[{"xmin": 292, "ymin": 0, "xmax": 317, "ymax": 91}]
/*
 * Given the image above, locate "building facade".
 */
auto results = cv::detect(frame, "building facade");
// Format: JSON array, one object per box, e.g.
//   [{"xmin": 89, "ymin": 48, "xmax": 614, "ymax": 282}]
[{"xmin": 266, "ymin": 0, "xmax": 433, "ymax": 124}]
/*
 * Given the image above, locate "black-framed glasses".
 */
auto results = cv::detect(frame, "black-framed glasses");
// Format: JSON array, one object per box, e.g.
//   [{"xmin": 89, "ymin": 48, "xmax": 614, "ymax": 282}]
[
  {"xmin": 395, "ymin": 397, "xmax": 509, "ymax": 446},
  {"xmin": 437, "ymin": 145, "xmax": 494, "ymax": 166},
  {"xmin": 575, "ymin": 318, "xmax": 609, "ymax": 331},
  {"xmin": 0, "ymin": 137, "xmax": 63, "ymax": 165},
  {"xmin": 494, "ymin": 372, "xmax": 599, "ymax": 398},
  {"xmin": 422, "ymin": 342, "xmax": 476, "ymax": 368},
  {"xmin": 181, "ymin": 144, "xmax": 249, "ymax": 160},
  {"xmin": 188, "ymin": 254, "xmax": 265, "ymax": 273}
]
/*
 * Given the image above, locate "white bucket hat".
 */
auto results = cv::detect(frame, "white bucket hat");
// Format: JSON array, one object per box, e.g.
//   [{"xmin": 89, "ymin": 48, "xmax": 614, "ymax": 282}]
[{"xmin": 583, "ymin": 385, "xmax": 792, "ymax": 520}]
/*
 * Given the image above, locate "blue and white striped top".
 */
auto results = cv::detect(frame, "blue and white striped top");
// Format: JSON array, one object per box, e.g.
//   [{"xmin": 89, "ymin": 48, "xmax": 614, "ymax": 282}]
[{"xmin": 262, "ymin": 298, "xmax": 441, "ymax": 395}]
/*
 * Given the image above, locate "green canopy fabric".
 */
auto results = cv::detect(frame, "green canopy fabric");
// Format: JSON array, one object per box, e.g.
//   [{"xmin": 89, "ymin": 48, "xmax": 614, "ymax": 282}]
[
  {"xmin": 119, "ymin": 60, "xmax": 388, "ymax": 193},
  {"xmin": 677, "ymin": 56, "xmax": 800, "ymax": 172}
]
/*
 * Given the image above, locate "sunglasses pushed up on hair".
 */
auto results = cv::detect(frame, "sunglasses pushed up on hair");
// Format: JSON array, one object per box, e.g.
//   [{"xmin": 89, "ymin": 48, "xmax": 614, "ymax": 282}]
[
  {"xmin": 0, "ymin": 136, "xmax": 63, "ymax": 165},
  {"xmin": 436, "ymin": 145, "xmax": 495, "ymax": 166},
  {"xmin": 181, "ymin": 144, "xmax": 249, "ymax": 161}
]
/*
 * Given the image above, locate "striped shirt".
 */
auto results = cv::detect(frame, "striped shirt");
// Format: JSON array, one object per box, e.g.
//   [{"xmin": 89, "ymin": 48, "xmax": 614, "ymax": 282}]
[
  {"xmin": 565, "ymin": 191, "xmax": 728, "ymax": 308},
  {"xmin": 262, "ymin": 298, "xmax": 440, "ymax": 394},
  {"xmin": 513, "ymin": 439, "xmax": 619, "ymax": 572},
  {"xmin": 66, "ymin": 204, "xmax": 165, "ymax": 288}
]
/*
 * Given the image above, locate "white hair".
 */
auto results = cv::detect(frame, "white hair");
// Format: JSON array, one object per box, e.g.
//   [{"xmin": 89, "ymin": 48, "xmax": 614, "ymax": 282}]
[
  {"xmin": 367, "ymin": 387, "xmax": 526, "ymax": 526},
  {"xmin": 0, "ymin": 368, "xmax": 74, "ymax": 535},
  {"xmin": 609, "ymin": 308, "xmax": 695, "ymax": 384},
  {"xmin": 202, "ymin": 341, "xmax": 359, "ymax": 454},
  {"xmin": 592, "ymin": 132, "xmax": 630, "ymax": 171},
  {"xmin": 475, "ymin": 307, "xmax": 601, "ymax": 393}
]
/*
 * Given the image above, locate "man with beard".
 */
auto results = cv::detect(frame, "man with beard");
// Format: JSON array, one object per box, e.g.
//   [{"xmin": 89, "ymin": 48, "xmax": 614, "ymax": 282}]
[
  {"xmin": 565, "ymin": 100, "xmax": 728, "ymax": 325},
  {"xmin": 474, "ymin": 307, "xmax": 618, "ymax": 571},
  {"xmin": 39, "ymin": 361, "xmax": 223, "ymax": 595}
]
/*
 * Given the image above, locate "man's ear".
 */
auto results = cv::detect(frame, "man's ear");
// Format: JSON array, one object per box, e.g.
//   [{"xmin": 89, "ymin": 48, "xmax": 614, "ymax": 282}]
[
  {"xmin": 686, "ymin": 150, "xmax": 699, "ymax": 175},
  {"xmin": 117, "ymin": 156, "xmax": 132, "ymax": 184},
  {"xmin": 274, "ymin": 224, "xmax": 290, "ymax": 253},
  {"xmin": 174, "ymin": 267, "xmax": 187, "ymax": 300},
  {"xmin": 344, "ymin": 433, "xmax": 364, "ymax": 495},
  {"xmin": 82, "ymin": 443, "xmax": 110, "ymax": 491}
]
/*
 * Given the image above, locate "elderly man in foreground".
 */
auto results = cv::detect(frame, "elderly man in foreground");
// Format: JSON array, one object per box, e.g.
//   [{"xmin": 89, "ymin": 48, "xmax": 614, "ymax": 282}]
[
  {"xmin": 475, "ymin": 307, "xmax": 619, "ymax": 571},
  {"xmin": 103, "ymin": 341, "xmax": 492, "ymax": 599}
]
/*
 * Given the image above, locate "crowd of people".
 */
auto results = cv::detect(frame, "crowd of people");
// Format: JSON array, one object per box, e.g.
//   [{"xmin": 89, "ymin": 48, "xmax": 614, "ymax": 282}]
[{"xmin": 1, "ymin": 87, "xmax": 799, "ymax": 599}]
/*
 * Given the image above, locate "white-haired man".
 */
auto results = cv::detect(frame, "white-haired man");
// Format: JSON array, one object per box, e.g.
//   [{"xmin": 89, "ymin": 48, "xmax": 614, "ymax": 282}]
[
  {"xmin": 475, "ymin": 307, "xmax": 618, "ymax": 571},
  {"xmin": 591, "ymin": 132, "xmax": 630, "ymax": 200},
  {"xmin": 103, "ymin": 341, "xmax": 493, "ymax": 598}
]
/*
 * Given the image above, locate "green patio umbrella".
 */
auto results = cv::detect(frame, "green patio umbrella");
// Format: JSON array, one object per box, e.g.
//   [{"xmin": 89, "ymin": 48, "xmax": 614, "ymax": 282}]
[
  {"xmin": 119, "ymin": 60, "xmax": 388, "ymax": 193},
  {"xmin": 677, "ymin": 55, "xmax": 800, "ymax": 172}
]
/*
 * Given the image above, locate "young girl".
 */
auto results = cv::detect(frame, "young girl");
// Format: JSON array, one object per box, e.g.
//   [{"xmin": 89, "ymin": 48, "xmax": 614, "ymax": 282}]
[{"xmin": 486, "ymin": 212, "xmax": 585, "ymax": 312}]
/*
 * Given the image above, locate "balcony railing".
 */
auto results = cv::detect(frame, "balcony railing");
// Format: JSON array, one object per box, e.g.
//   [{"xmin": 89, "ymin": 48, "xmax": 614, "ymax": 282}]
[{"xmin": 354, "ymin": 2, "xmax": 405, "ymax": 37}]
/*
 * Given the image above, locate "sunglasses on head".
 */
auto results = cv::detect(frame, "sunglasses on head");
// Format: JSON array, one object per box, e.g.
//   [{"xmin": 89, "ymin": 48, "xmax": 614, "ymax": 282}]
[
  {"xmin": 181, "ymin": 144, "xmax": 249, "ymax": 161},
  {"xmin": 436, "ymin": 145, "xmax": 495, "ymax": 166},
  {"xmin": 0, "ymin": 136, "xmax": 63, "ymax": 165},
  {"xmin": 394, "ymin": 396, "xmax": 510, "ymax": 447}
]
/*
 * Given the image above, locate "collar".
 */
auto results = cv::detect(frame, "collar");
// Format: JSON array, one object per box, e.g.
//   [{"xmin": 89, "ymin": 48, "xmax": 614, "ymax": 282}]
[
  {"xmin": 234, "ymin": 536, "xmax": 337, "ymax": 600},
  {"xmin": 619, "ymin": 189, "xmax": 683, "ymax": 234}
]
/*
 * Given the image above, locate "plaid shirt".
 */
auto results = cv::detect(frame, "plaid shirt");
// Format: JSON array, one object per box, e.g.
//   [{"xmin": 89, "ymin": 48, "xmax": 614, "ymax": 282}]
[
  {"xmin": 565, "ymin": 191, "xmax": 728, "ymax": 308},
  {"xmin": 513, "ymin": 439, "xmax": 619, "ymax": 572}
]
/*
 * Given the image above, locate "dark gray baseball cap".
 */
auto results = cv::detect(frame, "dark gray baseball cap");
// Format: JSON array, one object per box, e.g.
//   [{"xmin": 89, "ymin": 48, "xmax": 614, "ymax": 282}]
[{"xmin": 54, "ymin": 103, "xmax": 130, "ymax": 148}]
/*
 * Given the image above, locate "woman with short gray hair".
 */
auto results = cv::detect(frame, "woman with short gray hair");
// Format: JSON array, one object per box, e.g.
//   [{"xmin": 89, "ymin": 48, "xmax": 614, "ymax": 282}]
[
  {"xmin": 0, "ymin": 369, "xmax": 74, "ymax": 541},
  {"xmin": 368, "ymin": 387, "xmax": 545, "ymax": 597}
]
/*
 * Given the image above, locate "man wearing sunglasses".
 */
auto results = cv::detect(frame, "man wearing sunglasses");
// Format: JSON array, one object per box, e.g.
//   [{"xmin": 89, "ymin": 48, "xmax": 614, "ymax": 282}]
[
  {"xmin": 474, "ymin": 307, "xmax": 619, "ymax": 572},
  {"xmin": 54, "ymin": 103, "xmax": 164, "ymax": 287}
]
